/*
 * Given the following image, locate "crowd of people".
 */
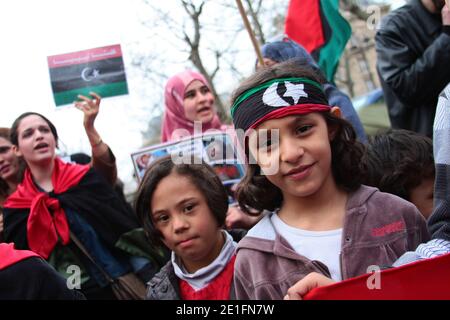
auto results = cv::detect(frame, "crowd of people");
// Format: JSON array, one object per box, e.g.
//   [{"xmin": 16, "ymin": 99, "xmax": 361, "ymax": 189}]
[{"xmin": 0, "ymin": 0, "xmax": 450, "ymax": 300}]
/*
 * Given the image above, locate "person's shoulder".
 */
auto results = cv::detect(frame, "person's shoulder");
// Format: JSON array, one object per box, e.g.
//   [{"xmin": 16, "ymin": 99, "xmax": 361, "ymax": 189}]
[
  {"xmin": 357, "ymin": 185, "xmax": 424, "ymax": 225},
  {"xmin": 382, "ymin": 2, "xmax": 417, "ymax": 21},
  {"xmin": 1, "ymin": 256, "xmax": 85, "ymax": 300},
  {"xmin": 240, "ymin": 213, "xmax": 276, "ymax": 244},
  {"xmin": 146, "ymin": 261, "xmax": 180, "ymax": 300},
  {"xmin": 349, "ymin": 185, "xmax": 419, "ymax": 217},
  {"xmin": 147, "ymin": 261, "xmax": 175, "ymax": 292},
  {"xmin": 3, "ymin": 256, "xmax": 42, "ymax": 273},
  {"xmin": 377, "ymin": 2, "xmax": 416, "ymax": 33},
  {"xmin": 359, "ymin": 185, "xmax": 415, "ymax": 208}
]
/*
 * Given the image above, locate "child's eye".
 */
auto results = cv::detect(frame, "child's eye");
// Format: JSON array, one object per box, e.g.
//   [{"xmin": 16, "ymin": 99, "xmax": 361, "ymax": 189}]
[
  {"xmin": 39, "ymin": 127, "xmax": 50, "ymax": 133},
  {"xmin": 259, "ymin": 139, "xmax": 272, "ymax": 149},
  {"xmin": 155, "ymin": 214, "xmax": 169, "ymax": 223},
  {"xmin": 257, "ymin": 131, "xmax": 279, "ymax": 151},
  {"xmin": 0, "ymin": 146, "xmax": 11, "ymax": 154},
  {"xmin": 259, "ymin": 139, "xmax": 279, "ymax": 153},
  {"xmin": 183, "ymin": 203, "xmax": 196, "ymax": 213},
  {"xmin": 296, "ymin": 125, "xmax": 313, "ymax": 134}
]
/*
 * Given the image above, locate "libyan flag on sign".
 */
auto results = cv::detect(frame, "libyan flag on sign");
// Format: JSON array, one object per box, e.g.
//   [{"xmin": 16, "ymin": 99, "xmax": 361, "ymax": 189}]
[{"xmin": 47, "ymin": 44, "xmax": 129, "ymax": 107}]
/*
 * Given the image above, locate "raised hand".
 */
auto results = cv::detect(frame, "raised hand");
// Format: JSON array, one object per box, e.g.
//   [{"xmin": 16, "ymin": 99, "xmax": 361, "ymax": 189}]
[{"xmin": 74, "ymin": 92, "xmax": 102, "ymax": 129}]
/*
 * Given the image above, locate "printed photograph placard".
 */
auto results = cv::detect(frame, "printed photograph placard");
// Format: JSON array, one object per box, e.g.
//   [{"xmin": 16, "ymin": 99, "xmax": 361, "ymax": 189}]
[
  {"xmin": 47, "ymin": 44, "xmax": 128, "ymax": 107},
  {"xmin": 131, "ymin": 132, "xmax": 245, "ymax": 203}
]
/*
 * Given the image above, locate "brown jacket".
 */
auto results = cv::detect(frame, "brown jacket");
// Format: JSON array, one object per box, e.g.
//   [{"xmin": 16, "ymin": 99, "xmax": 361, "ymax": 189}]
[{"xmin": 233, "ymin": 185, "xmax": 430, "ymax": 300}]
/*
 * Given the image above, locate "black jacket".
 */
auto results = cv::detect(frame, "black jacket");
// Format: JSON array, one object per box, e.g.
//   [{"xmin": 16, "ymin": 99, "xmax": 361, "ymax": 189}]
[
  {"xmin": 375, "ymin": 0, "xmax": 450, "ymax": 137},
  {"xmin": 0, "ymin": 257, "xmax": 85, "ymax": 300}
]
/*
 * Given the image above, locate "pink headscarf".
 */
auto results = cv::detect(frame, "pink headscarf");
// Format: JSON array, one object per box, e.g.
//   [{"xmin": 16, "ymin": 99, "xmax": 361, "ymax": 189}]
[{"xmin": 161, "ymin": 70, "xmax": 223, "ymax": 142}]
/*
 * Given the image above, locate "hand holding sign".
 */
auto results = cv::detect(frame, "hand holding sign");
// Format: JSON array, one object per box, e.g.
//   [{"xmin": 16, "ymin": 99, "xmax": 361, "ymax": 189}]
[{"xmin": 284, "ymin": 272, "xmax": 335, "ymax": 300}]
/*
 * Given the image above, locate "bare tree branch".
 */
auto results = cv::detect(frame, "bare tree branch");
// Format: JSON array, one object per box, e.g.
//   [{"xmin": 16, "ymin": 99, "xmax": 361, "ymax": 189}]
[
  {"xmin": 341, "ymin": 0, "xmax": 370, "ymax": 20},
  {"xmin": 245, "ymin": 0, "xmax": 265, "ymax": 44}
]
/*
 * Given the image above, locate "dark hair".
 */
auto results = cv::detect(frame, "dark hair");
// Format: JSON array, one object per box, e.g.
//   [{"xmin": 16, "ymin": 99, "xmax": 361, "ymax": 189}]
[
  {"xmin": 135, "ymin": 155, "xmax": 229, "ymax": 246},
  {"xmin": 10, "ymin": 112, "xmax": 58, "ymax": 147},
  {"xmin": 0, "ymin": 127, "xmax": 10, "ymax": 141},
  {"xmin": 0, "ymin": 128, "xmax": 12, "ymax": 199},
  {"xmin": 0, "ymin": 127, "xmax": 26, "ymax": 199},
  {"xmin": 70, "ymin": 152, "xmax": 92, "ymax": 165},
  {"xmin": 231, "ymin": 60, "xmax": 367, "ymax": 214},
  {"xmin": 363, "ymin": 129, "xmax": 434, "ymax": 200}
]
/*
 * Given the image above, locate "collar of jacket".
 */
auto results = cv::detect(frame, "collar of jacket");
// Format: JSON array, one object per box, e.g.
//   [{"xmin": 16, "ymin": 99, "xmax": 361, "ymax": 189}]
[{"xmin": 236, "ymin": 185, "xmax": 378, "ymax": 259}]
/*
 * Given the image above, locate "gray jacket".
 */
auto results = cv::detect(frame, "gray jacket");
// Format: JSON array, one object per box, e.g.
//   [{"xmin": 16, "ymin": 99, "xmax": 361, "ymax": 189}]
[
  {"xmin": 146, "ymin": 261, "xmax": 236, "ymax": 300},
  {"xmin": 146, "ymin": 262, "xmax": 180, "ymax": 300},
  {"xmin": 234, "ymin": 185, "xmax": 429, "ymax": 300}
]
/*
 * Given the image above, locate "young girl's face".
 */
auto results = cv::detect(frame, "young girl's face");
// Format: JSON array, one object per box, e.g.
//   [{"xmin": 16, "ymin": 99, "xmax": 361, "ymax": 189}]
[
  {"xmin": 14, "ymin": 115, "xmax": 56, "ymax": 166},
  {"xmin": 249, "ymin": 113, "xmax": 334, "ymax": 199},
  {"xmin": 150, "ymin": 171, "xmax": 224, "ymax": 273},
  {"xmin": 0, "ymin": 137, "xmax": 20, "ymax": 182},
  {"xmin": 183, "ymin": 80, "xmax": 216, "ymax": 124}
]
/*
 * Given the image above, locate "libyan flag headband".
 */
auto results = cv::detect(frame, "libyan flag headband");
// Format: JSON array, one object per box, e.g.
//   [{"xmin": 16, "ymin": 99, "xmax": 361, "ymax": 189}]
[{"xmin": 231, "ymin": 77, "xmax": 330, "ymax": 132}]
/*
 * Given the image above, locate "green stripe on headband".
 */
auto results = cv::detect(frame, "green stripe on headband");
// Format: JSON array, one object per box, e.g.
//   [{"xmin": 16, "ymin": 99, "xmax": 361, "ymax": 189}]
[{"xmin": 230, "ymin": 77, "xmax": 323, "ymax": 117}]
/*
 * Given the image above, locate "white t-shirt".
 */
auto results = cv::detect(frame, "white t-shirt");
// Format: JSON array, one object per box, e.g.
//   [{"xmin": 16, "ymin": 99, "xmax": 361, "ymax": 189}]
[{"xmin": 271, "ymin": 214, "xmax": 343, "ymax": 281}]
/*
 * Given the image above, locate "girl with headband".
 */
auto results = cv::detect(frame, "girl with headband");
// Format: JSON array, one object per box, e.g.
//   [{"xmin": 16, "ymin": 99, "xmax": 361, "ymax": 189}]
[{"xmin": 230, "ymin": 60, "xmax": 429, "ymax": 300}]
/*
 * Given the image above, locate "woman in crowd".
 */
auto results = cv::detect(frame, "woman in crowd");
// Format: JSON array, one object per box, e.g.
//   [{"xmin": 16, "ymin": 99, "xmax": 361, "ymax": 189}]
[
  {"xmin": 1, "ymin": 111, "xmax": 157, "ymax": 299},
  {"xmin": 0, "ymin": 93, "xmax": 116, "ymax": 242}
]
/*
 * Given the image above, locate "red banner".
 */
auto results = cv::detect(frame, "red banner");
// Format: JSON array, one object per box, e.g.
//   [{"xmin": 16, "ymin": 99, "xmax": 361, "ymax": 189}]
[{"xmin": 304, "ymin": 253, "xmax": 450, "ymax": 300}]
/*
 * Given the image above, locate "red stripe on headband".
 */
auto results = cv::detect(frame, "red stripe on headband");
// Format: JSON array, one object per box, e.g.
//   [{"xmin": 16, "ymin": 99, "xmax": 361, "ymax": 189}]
[{"xmin": 248, "ymin": 104, "xmax": 331, "ymax": 131}]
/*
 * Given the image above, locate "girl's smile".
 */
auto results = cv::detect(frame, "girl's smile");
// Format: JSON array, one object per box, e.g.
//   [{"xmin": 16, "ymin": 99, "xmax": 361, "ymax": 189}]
[{"xmin": 284, "ymin": 162, "xmax": 316, "ymax": 181}]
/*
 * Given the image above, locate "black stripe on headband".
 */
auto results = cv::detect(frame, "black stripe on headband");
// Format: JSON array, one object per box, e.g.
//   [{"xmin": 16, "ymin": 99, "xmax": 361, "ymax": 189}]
[{"xmin": 231, "ymin": 78, "xmax": 329, "ymax": 131}]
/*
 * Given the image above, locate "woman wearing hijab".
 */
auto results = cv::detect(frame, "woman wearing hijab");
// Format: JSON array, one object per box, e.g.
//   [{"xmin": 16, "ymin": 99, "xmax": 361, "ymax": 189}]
[
  {"xmin": 161, "ymin": 70, "xmax": 225, "ymax": 142},
  {"xmin": 0, "ymin": 93, "xmax": 118, "ymax": 242}
]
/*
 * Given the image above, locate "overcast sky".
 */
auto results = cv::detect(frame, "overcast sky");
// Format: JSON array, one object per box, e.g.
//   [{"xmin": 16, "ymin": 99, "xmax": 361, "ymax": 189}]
[{"xmin": 0, "ymin": 0, "xmax": 167, "ymax": 193}]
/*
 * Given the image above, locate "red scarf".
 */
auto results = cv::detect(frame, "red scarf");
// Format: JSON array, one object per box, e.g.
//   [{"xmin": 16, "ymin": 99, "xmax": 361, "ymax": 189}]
[
  {"xmin": 0, "ymin": 243, "xmax": 39, "ymax": 270},
  {"xmin": 4, "ymin": 157, "xmax": 90, "ymax": 259},
  {"xmin": 179, "ymin": 255, "xmax": 236, "ymax": 300}
]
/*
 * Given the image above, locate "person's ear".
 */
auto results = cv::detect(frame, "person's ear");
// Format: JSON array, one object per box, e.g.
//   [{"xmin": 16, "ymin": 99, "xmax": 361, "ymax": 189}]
[
  {"xmin": 328, "ymin": 106, "xmax": 341, "ymax": 140},
  {"xmin": 12, "ymin": 145, "xmax": 22, "ymax": 157},
  {"xmin": 330, "ymin": 106, "xmax": 342, "ymax": 118}
]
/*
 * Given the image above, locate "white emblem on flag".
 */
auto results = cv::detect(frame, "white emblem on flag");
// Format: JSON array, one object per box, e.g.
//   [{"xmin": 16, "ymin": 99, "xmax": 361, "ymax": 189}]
[
  {"xmin": 81, "ymin": 67, "xmax": 100, "ymax": 82},
  {"xmin": 262, "ymin": 81, "xmax": 308, "ymax": 107}
]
